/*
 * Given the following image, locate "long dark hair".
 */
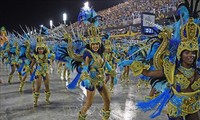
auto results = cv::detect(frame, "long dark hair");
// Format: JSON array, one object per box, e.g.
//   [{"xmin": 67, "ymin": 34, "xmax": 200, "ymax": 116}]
[
  {"xmin": 34, "ymin": 47, "xmax": 48, "ymax": 55},
  {"xmin": 150, "ymin": 76, "xmax": 167, "ymax": 88}
]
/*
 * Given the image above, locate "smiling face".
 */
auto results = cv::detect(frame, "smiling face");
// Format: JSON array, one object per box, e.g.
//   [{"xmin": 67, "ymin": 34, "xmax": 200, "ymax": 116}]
[
  {"xmin": 37, "ymin": 47, "xmax": 44, "ymax": 54},
  {"xmin": 181, "ymin": 50, "xmax": 197, "ymax": 67},
  {"xmin": 91, "ymin": 43, "xmax": 100, "ymax": 52},
  {"xmin": 105, "ymin": 47, "xmax": 111, "ymax": 53}
]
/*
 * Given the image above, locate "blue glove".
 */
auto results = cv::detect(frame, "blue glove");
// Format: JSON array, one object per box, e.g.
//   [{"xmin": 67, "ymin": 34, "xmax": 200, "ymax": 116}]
[
  {"xmin": 82, "ymin": 66, "xmax": 88, "ymax": 72},
  {"xmin": 105, "ymin": 62, "xmax": 112, "ymax": 71},
  {"xmin": 81, "ymin": 79, "xmax": 91, "ymax": 88},
  {"xmin": 118, "ymin": 60, "xmax": 133, "ymax": 67},
  {"xmin": 114, "ymin": 77, "xmax": 118, "ymax": 85},
  {"xmin": 37, "ymin": 66, "xmax": 41, "ymax": 70},
  {"xmin": 80, "ymin": 65, "xmax": 91, "ymax": 88}
]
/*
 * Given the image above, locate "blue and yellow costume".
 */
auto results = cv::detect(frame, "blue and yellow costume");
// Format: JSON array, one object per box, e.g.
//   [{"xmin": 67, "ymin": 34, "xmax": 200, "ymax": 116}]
[
  {"xmin": 33, "ymin": 37, "xmax": 49, "ymax": 78},
  {"xmin": 6, "ymin": 40, "xmax": 21, "ymax": 84},
  {"xmin": 131, "ymin": 17, "xmax": 200, "ymax": 120},
  {"xmin": 77, "ymin": 25, "xmax": 115, "ymax": 120},
  {"xmin": 163, "ymin": 18, "xmax": 200, "ymax": 118},
  {"xmin": 119, "ymin": 1, "xmax": 200, "ymax": 119},
  {"xmin": 66, "ymin": 6, "xmax": 115, "ymax": 119},
  {"xmin": 31, "ymin": 36, "xmax": 50, "ymax": 107},
  {"xmin": 103, "ymin": 39, "xmax": 118, "ymax": 92},
  {"xmin": 18, "ymin": 40, "xmax": 33, "ymax": 92},
  {"xmin": 0, "ymin": 27, "xmax": 8, "ymax": 82}
]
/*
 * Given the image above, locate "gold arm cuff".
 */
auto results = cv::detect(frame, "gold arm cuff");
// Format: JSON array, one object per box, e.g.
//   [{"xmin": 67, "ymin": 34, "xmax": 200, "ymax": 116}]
[{"xmin": 130, "ymin": 61, "xmax": 150, "ymax": 76}]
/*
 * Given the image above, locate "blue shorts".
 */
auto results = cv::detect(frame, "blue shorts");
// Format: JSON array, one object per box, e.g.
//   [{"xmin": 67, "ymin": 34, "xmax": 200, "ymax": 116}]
[{"xmin": 86, "ymin": 85, "xmax": 103, "ymax": 92}]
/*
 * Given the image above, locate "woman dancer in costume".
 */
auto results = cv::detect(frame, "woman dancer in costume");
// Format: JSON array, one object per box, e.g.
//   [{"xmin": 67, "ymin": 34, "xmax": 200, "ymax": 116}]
[
  {"xmin": 66, "ymin": 5, "xmax": 116, "ymax": 120},
  {"xmin": 18, "ymin": 40, "xmax": 33, "ymax": 92},
  {"xmin": 30, "ymin": 36, "xmax": 51, "ymax": 107},
  {"xmin": 134, "ymin": 18, "xmax": 200, "ymax": 120},
  {"xmin": 6, "ymin": 40, "xmax": 22, "ymax": 84},
  {"xmin": 119, "ymin": 1, "xmax": 200, "ymax": 119},
  {"xmin": 67, "ymin": 27, "xmax": 114, "ymax": 120},
  {"xmin": 103, "ymin": 39, "xmax": 118, "ymax": 92},
  {"xmin": 120, "ymin": 45, "xmax": 130, "ymax": 83},
  {"xmin": 0, "ymin": 26, "xmax": 8, "ymax": 83}
]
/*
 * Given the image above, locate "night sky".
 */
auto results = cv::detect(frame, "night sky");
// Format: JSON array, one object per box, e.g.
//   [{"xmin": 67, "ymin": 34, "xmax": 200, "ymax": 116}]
[{"xmin": 0, "ymin": 0, "xmax": 124, "ymax": 33}]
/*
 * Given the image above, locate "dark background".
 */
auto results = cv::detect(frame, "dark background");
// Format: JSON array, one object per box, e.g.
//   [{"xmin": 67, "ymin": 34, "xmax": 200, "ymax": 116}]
[{"xmin": 0, "ymin": 0, "xmax": 124, "ymax": 33}]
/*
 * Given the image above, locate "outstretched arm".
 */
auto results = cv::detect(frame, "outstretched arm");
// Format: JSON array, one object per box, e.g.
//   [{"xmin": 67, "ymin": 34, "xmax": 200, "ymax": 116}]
[
  {"xmin": 79, "ymin": 56, "xmax": 91, "ymax": 87},
  {"xmin": 142, "ymin": 69, "xmax": 164, "ymax": 78},
  {"xmin": 30, "ymin": 58, "xmax": 36, "ymax": 73},
  {"xmin": 130, "ymin": 61, "xmax": 164, "ymax": 78}
]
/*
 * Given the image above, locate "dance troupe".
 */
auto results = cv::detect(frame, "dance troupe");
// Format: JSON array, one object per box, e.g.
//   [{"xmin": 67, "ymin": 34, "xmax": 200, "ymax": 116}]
[{"xmin": 0, "ymin": 1, "xmax": 200, "ymax": 120}]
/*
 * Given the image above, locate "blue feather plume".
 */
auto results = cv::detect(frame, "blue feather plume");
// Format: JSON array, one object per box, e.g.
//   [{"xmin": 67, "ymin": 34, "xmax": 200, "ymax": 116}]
[
  {"xmin": 168, "ymin": 38, "xmax": 180, "ymax": 63},
  {"xmin": 17, "ymin": 62, "xmax": 25, "ymax": 73},
  {"xmin": 67, "ymin": 73, "xmax": 81, "ymax": 89},
  {"xmin": 78, "ymin": 7, "xmax": 101, "ymax": 26},
  {"xmin": 30, "ymin": 68, "xmax": 36, "ymax": 81},
  {"xmin": 136, "ymin": 88, "xmax": 172, "ymax": 118}
]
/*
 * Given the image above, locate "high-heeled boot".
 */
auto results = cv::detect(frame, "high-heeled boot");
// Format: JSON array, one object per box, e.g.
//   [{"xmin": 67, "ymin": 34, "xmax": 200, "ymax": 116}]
[
  {"xmin": 110, "ymin": 83, "xmax": 114, "ymax": 93},
  {"xmin": 45, "ymin": 91, "xmax": 51, "ymax": 104},
  {"xmin": 101, "ymin": 109, "xmax": 110, "ymax": 120},
  {"xmin": 8, "ymin": 74, "xmax": 13, "ymax": 84},
  {"xmin": 19, "ymin": 81, "xmax": 25, "ymax": 92},
  {"xmin": 78, "ymin": 111, "xmax": 87, "ymax": 120},
  {"xmin": 18, "ymin": 73, "xmax": 22, "ymax": 82},
  {"xmin": 33, "ymin": 92, "xmax": 40, "ymax": 107}
]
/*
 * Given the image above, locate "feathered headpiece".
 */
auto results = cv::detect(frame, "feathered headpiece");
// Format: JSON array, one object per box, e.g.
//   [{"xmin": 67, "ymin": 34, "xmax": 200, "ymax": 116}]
[
  {"xmin": 176, "ymin": 17, "xmax": 200, "ymax": 61},
  {"xmin": 35, "ymin": 36, "xmax": 47, "ymax": 51},
  {"xmin": 78, "ymin": 3, "xmax": 103, "ymax": 46},
  {"xmin": 87, "ymin": 25, "xmax": 101, "ymax": 46}
]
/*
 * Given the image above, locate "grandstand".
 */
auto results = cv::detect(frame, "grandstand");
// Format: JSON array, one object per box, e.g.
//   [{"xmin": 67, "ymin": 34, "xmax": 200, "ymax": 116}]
[{"xmin": 52, "ymin": 0, "xmax": 184, "ymax": 40}]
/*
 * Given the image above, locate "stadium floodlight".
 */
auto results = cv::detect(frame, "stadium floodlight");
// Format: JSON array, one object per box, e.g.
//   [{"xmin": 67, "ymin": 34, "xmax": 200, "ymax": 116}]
[
  {"xmin": 63, "ymin": 13, "xmax": 67, "ymax": 24},
  {"xmin": 50, "ymin": 20, "xmax": 53, "ymax": 29}
]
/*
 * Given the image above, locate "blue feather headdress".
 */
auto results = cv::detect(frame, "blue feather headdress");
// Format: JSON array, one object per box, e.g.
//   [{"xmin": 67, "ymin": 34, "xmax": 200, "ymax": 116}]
[{"xmin": 78, "ymin": 3, "xmax": 102, "ymax": 27}]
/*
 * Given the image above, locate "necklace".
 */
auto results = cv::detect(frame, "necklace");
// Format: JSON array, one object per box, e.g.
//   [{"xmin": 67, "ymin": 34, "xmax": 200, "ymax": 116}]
[
  {"xmin": 178, "ymin": 65, "xmax": 195, "ymax": 78},
  {"xmin": 38, "ymin": 54, "xmax": 44, "ymax": 59}
]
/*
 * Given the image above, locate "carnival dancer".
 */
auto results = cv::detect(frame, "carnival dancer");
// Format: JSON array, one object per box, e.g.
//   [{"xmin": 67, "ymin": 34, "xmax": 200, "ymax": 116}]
[
  {"xmin": 103, "ymin": 39, "xmax": 118, "ymax": 92},
  {"xmin": 65, "ymin": 5, "xmax": 116, "ymax": 119},
  {"xmin": 66, "ymin": 26, "xmax": 115, "ymax": 119},
  {"xmin": 30, "ymin": 36, "xmax": 51, "ymax": 107},
  {"xmin": 131, "ymin": 18, "xmax": 200, "ymax": 120},
  {"xmin": 18, "ymin": 40, "xmax": 33, "ymax": 92},
  {"xmin": 119, "ymin": 43, "xmax": 131, "ymax": 83},
  {"xmin": 0, "ymin": 27, "xmax": 9, "ymax": 83},
  {"xmin": 6, "ymin": 40, "xmax": 22, "ymax": 84}
]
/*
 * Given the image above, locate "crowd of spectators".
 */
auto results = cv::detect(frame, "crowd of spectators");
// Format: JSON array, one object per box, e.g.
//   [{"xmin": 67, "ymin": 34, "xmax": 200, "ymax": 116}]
[
  {"xmin": 54, "ymin": 0, "xmax": 184, "ymax": 39},
  {"xmin": 100, "ymin": 0, "xmax": 183, "ymax": 28}
]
